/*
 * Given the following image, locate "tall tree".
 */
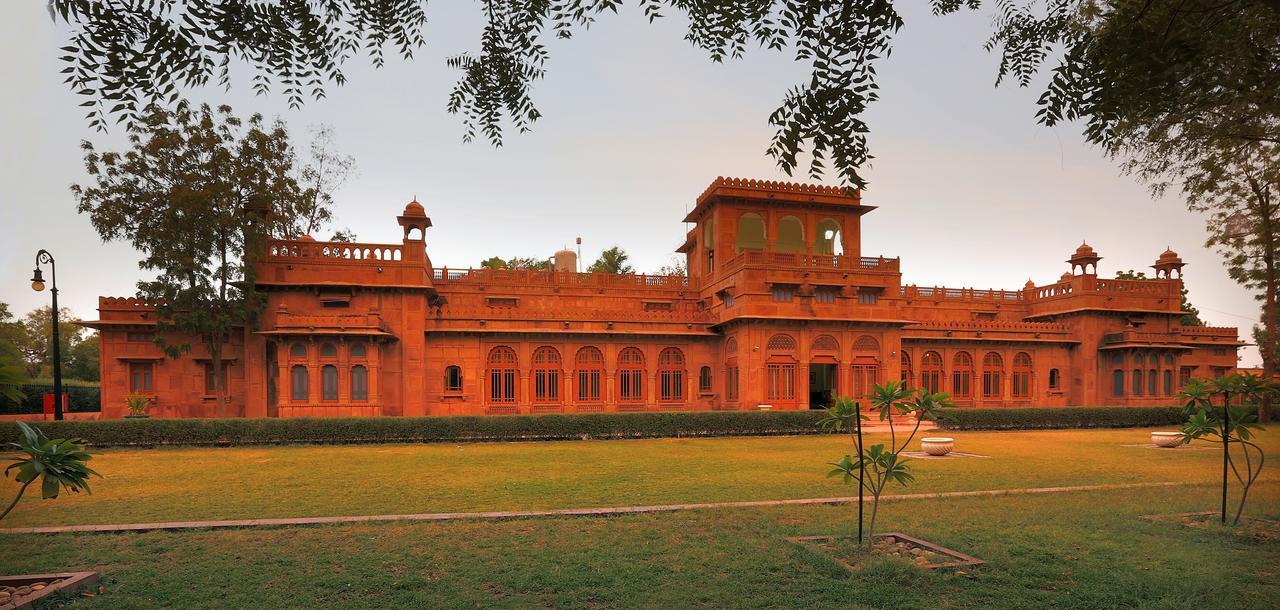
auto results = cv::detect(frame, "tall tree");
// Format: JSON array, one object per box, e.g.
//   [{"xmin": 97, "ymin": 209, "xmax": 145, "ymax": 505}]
[
  {"xmin": 18, "ymin": 307, "xmax": 83, "ymax": 379},
  {"xmin": 1186, "ymin": 144, "xmax": 1280, "ymax": 420},
  {"xmin": 72, "ymin": 103, "xmax": 300, "ymax": 416},
  {"xmin": 654, "ymin": 256, "xmax": 688, "ymax": 277},
  {"xmin": 1115, "ymin": 270, "xmax": 1204, "ymax": 326},
  {"xmin": 279, "ymin": 125, "xmax": 359, "ymax": 241},
  {"xmin": 0, "ymin": 304, "xmax": 29, "ymax": 398},
  {"xmin": 65, "ymin": 333, "xmax": 101, "ymax": 383},
  {"xmin": 588, "ymin": 246, "xmax": 634, "ymax": 274}
]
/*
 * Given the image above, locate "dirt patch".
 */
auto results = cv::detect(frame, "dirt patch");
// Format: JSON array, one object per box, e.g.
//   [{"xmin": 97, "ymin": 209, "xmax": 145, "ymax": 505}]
[
  {"xmin": 1141, "ymin": 511, "xmax": 1280, "ymax": 543},
  {"xmin": 789, "ymin": 532, "xmax": 983, "ymax": 572}
]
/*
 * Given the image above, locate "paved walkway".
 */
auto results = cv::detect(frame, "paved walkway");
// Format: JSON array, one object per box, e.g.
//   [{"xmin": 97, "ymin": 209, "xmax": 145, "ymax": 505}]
[{"xmin": 0, "ymin": 480, "xmax": 1195, "ymax": 535}]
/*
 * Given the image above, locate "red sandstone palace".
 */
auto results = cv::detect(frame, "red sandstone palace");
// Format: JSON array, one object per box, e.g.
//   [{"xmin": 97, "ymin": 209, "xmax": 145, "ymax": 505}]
[{"xmin": 85, "ymin": 177, "xmax": 1243, "ymax": 418}]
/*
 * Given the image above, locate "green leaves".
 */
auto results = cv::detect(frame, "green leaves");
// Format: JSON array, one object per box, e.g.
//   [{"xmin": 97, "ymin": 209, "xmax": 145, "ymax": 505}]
[{"xmin": 2, "ymin": 422, "xmax": 101, "ymax": 519}]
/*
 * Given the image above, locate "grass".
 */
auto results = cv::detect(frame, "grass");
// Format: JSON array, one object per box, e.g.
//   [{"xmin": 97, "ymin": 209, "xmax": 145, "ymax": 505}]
[
  {"xmin": 2, "ymin": 427, "xmax": 1276, "ymax": 528},
  {"xmin": 0, "ymin": 483, "xmax": 1276, "ymax": 608},
  {"xmin": 1, "ymin": 427, "xmax": 1277, "ymax": 607}
]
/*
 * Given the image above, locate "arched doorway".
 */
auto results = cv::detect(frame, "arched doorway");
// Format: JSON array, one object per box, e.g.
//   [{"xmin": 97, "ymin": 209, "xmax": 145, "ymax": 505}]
[{"xmin": 808, "ymin": 335, "xmax": 839, "ymax": 409}]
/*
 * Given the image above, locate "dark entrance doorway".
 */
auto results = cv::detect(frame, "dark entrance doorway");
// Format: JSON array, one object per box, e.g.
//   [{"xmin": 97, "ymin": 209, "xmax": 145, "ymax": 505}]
[{"xmin": 809, "ymin": 363, "xmax": 838, "ymax": 409}]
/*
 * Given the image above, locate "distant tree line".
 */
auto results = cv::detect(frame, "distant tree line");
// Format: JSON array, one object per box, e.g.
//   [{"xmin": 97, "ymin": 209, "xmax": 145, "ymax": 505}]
[{"xmin": 0, "ymin": 302, "xmax": 98, "ymax": 383}]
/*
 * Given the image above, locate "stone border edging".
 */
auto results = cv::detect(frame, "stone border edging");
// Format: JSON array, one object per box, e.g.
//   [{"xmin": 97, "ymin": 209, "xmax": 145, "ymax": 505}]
[{"xmin": 0, "ymin": 481, "xmax": 1198, "ymax": 536}]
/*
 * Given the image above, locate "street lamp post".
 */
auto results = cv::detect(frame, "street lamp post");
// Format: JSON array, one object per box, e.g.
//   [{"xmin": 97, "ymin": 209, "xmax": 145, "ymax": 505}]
[{"xmin": 30, "ymin": 249, "xmax": 63, "ymax": 421}]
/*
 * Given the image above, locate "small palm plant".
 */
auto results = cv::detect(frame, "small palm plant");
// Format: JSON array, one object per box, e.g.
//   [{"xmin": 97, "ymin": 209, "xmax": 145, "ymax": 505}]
[
  {"xmin": 1178, "ymin": 373, "xmax": 1268, "ymax": 525},
  {"xmin": 2, "ymin": 422, "xmax": 100, "ymax": 521},
  {"xmin": 125, "ymin": 393, "xmax": 150, "ymax": 417},
  {"xmin": 820, "ymin": 381, "xmax": 952, "ymax": 542}
]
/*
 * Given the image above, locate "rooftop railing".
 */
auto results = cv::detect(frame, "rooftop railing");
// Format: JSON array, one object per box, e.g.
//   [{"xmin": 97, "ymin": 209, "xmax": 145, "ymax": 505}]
[
  {"xmin": 266, "ymin": 239, "xmax": 404, "ymax": 264},
  {"xmin": 899, "ymin": 285, "xmax": 1025, "ymax": 303},
  {"xmin": 432, "ymin": 267, "xmax": 692, "ymax": 290}
]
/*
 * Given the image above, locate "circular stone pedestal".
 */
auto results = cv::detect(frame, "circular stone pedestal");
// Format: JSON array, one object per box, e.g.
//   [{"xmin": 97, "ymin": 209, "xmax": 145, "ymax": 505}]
[
  {"xmin": 920, "ymin": 437, "xmax": 954, "ymax": 456},
  {"xmin": 1151, "ymin": 432, "xmax": 1183, "ymax": 448}
]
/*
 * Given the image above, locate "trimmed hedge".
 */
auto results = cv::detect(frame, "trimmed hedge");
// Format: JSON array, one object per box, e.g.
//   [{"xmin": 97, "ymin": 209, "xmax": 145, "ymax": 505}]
[
  {"xmin": 0, "ymin": 384, "xmax": 101, "ymax": 415},
  {"xmin": 6, "ymin": 411, "xmax": 833, "ymax": 448},
  {"xmin": 0, "ymin": 406, "xmax": 1190, "ymax": 447},
  {"xmin": 937, "ymin": 406, "xmax": 1185, "ymax": 431}
]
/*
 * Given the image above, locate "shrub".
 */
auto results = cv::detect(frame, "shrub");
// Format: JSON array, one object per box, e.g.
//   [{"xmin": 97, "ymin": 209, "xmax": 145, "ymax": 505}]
[
  {"xmin": 7, "ymin": 411, "xmax": 834, "ymax": 448},
  {"xmin": 0, "ymin": 384, "xmax": 101, "ymax": 415},
  {"xmin": 936, "ymin": 406, "xmax": 1184, "ymax": 430}
]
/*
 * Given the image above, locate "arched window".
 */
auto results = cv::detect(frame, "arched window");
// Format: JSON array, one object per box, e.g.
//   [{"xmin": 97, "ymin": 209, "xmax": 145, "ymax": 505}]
[
  {"xmin": 703, "ymin": 220, "xmax": 715, "ymax": 273},
  {"xmin": 1163, "ymin": 369, "xmax": 1174, "ymax": 396},
  {"xmin": 777, "ymin": 215, "xmax": 805, "ymax": 253},
  {"xmin": 767, "ymin": 334, "xmax": 797, "ymax": 353},
  {"xmin": 952, "ymin": 352, "xmax": 974, "ymax": 399},
  {"xmin": 575, "ymin": 347, "xmax": 604, "ymax": 403},
  {"xmin": 725, "ymin": 337, "xmax": 739, "ymax": 357},
  {"xmin": 811, "ymin": 335, "xmax": 839, "ymax": 353},
  {"xmin": 533, "ymin": 347, "xmax": 562, "ymax": 404},
  {"xmin": 351, "ymin": 365, "xmax": 368, "ymax": 401},
  {"xmin": 444, "ymin": 365, "xmax": 463, "ymax": 393},
  {"xmin": 1113, "ymin": 370, "xmax": 1126, "ymax": 397},
  {"xmin": 852, "ymin": 335, "xmax": 879, "ymax": 353},
  {"xmin": 1012, "ymin": 352, "xmax": 1032, "ymax": 399},
  {"xmin": 982, "ymin": 352, "xmax": 1003, "ymax": 399},
  {"xmin": 320, "ymin": 343, "xmax": 338, "ymax": 358},
  {"xmin": 900, "ymin": 351, "xmax": 913, "ymax": 389},
  {"xmin": 816, "ymin": 219, "xmax": 843, "ymax": 256},
  {"xmin": 921, "ymin": 351, "xmax": 943, "ymax": 394},
  {"xmin": 290, "ymin": 365, "xmax": 308, "ymax": 401},
  {"xmin": 350, "ymin": 343, "xmax": 367, "ymax": 358},
  {"xmin": 766, "ymin": 335, "xmax": 797, "ymax": 402},
  {"xmin": 658, "ymin": 348, "xmax": 686, "ymax": 403},
  {"xmin": 488, "ymin": 347, "xmax": 518, "ymax": 404},
  {"xmin": 736, "ymin": 213, "xmax": 767, "ymax": 251},
  {"xmin": 851, "ymin": 336, "xmax": 880, "ymax": 399},
  {"xmin": 1132, "ymin": 369, "xmax": 1144, "ymax": 396},
  {"xmin": 321, "ymin": 364, "xmax": 339, "ymax": 400},
  {"xmin": 289, "ymin": 343, "xmax": 307, "ymax": 358},
  {"xmin": 1049, "ymin": 368, "xmax": 1061, "ymax": 390},
  {"xmin": 699, "ymin": 366, "xmax": 712, "ymax": 392},
  {"xmin": 618, "ymin": 348, "xmax": 645, "ymax": 404},
  {"xmin": 1148, "ymin": 368, "xmax": 1158, "ymax": 396}
]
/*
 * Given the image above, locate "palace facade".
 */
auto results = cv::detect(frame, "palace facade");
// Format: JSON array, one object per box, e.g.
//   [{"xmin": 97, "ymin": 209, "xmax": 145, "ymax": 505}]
[{"xmin": 86, "ymin": 177, "xmax": 1243, "ymax": 418}]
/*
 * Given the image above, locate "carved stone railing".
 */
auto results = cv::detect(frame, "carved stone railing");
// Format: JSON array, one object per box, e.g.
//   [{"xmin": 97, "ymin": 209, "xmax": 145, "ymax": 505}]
[
  {"xmin": 267, "ymin": 239, "xmax": 404, "ymax": 264},
  {"xmin": 432, "ymin": 268, "xmax": 692, "ymax": 290},
  {"xmin": 899, "ymin": 285, "xmax": 1025, "ymax": 303},
  {"xmin": 1092, "ymin": 278, "xmax": 1172, "ymax": 296},
  {"xmin": 437, "ymin": 302, "xmax": 713, "ymax": 324}
]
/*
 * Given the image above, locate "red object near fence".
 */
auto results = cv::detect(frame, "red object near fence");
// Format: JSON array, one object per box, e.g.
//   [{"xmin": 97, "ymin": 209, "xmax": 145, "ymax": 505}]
[{"xmin": 42, "ymin": 393, "xmax": 70, "ymax": 414}]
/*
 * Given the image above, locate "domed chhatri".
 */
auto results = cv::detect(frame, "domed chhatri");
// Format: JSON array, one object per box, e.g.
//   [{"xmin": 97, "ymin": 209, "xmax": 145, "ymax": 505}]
[
  {"xmin": 397, "ymin": 197, "xmax": 433, "ymax": 240},
  {"xmin": 402, "ymin": 198, "xmax": 426, "ymax": 218},
  {"xmin": 1066, "ymin": 241, "xmax": 1102, "ymax": 275},
  {"xmin": 1152, "ymin": 247, "xmax": 1186, "ymax": 279},
  {"xmin": 298, "ymin": 234, "xmax": 316, "ymax": 242}
]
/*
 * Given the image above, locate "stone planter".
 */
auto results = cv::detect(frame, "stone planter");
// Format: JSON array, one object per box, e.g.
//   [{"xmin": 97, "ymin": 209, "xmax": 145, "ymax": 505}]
[
  {"xmin": 1151, "ymin": 432, "xmax": 1183, "ymax": 448},
  {"xmin": 920, "ymin": 437, "xmax": 954, "ymax": 456}
]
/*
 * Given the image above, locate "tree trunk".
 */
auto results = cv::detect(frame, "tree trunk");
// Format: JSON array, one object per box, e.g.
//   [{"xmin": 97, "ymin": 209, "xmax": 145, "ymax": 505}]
[
  {"xmin": 212, "ymin": 340, "xmax": 226, "ymax": 419},
  {"xmin": 0, "ymin": 480, "xmax": 32, "ymax": 521},
  {"xmin": 1253, "ymin": 180, "xmax": 1277, "ymax": 422}
]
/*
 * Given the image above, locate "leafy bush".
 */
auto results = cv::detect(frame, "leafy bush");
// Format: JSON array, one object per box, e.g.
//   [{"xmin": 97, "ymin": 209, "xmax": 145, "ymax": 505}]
[
  {"xmin": 2, "ymin": 422, "xmax": 100, "ymax": 520},
  {"xmin": 936, "ymin": 406, "xmax": 1184, "ymax": 430},
  {"xmin": 0, "ymin": 384, "xmax": 101, "ymax": 415},
  {"xmin": 10, "ymin": 411, "xmax": 834, "ymax": 448}
]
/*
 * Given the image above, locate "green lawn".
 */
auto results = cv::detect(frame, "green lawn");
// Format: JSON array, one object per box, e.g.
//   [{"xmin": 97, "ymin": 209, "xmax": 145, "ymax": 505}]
[
  {"xmin": 1, "ymin": 483, "xmax": 1276, "ymax": 608},
  {"xmin": 2, "ymin": 427, "xmax": 1277, "ymax": 608},
  {"xmin": 1, "ymin": 427, "xmax": 1276, "ymax": 528}
]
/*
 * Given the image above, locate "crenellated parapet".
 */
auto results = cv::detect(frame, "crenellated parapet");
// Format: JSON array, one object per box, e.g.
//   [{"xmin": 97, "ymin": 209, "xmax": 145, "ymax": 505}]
[{"xmin": 98, "ymin": 296, "xmax": 159, "ymax": 310}]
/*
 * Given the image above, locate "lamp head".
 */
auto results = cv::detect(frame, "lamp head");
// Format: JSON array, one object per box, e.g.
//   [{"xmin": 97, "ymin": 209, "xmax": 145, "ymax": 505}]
[{"xmin": 30, "ymin": 268, "xmax": 45, "ymax": 292}]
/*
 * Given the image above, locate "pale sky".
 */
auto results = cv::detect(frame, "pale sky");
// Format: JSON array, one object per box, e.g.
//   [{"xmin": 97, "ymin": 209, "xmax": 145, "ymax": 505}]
[{"xmin": 0, "ymin": 2, "xmax": 1262, "ymax": 366}]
